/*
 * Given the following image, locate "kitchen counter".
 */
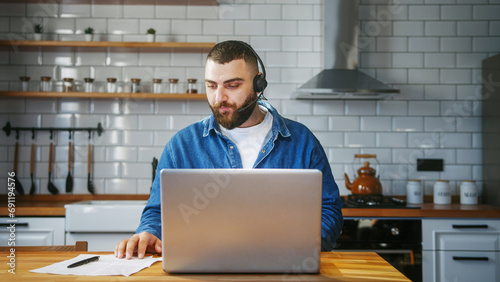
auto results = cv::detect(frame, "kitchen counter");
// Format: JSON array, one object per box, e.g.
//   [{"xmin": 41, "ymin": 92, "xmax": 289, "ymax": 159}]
[
  {"xmin": 1, "ymin": 195, "xmax": 499, "ymax": 218},
  {"xmin": 0, "ymin": 195, "xmax": 149, "ymax": 216},
  {"xmin": 0, "ymin": 251, "xmax": 410, "ymax": 281}
]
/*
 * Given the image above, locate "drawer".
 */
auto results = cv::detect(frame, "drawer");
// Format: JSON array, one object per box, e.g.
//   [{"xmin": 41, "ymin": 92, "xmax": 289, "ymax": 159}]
[
  {"xmin": 423, "ymin": 219, "xmax": 500, "ymax": 234},
  {"xmin": 435, "ymin": 233, "xmax": 500, "ymax": 251},
  {"xmin": 423, "ymin": 219, "xmax": 500, "ymax": 250},
  {"xmin": 0, "ymin": 217, "xmax": 65, "ymax": 246},
  {"xmin": 423, "ymin": 250, "xmax": 499, "ymax": 282}
]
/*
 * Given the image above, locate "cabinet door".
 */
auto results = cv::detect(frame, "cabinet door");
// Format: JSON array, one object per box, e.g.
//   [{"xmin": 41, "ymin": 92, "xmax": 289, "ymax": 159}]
[
  {"xmin": 433, "ymin": 250, "xmax": 499, "ymax": 282},
  {"xmin": 0, "ymin": 217, "xmax": 65, "ymax": 246}
]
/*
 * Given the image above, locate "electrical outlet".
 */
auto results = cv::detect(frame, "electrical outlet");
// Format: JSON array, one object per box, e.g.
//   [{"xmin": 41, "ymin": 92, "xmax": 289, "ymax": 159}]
[{"xmin": 417, "ymin": 159, "xmax": 443, "ymax": 171}]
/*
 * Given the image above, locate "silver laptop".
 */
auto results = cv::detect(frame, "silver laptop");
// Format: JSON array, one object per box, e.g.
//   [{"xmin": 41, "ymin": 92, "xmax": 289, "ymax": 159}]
[{"xmin": 160, "ymin": 168, "xmax": 322, "ymax": 274}]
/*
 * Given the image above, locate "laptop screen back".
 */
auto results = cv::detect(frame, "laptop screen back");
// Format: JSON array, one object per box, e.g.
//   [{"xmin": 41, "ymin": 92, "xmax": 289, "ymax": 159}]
[{"xmin": 160, "ymin": 169, "xmax": 322, "ymax": 273}]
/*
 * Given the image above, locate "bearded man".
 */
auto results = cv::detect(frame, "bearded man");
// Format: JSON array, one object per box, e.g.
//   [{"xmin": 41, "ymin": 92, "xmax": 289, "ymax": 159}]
[{"xmin": 115, "ymin": 40, "xmax": 343, "ymax": 259}]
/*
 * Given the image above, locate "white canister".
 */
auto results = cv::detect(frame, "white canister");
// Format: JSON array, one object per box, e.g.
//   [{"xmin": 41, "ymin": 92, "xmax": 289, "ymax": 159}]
[
  {"xmin": 433, "ymin": 180, "xmax": 451, "ymax": 205},
  {"xmin": 406, "ymin": 180, "xmax": 423, "ymax": 204},
  {"xmin": 460, "ymin": 180, "xmax": 478, "ymax": 205}
]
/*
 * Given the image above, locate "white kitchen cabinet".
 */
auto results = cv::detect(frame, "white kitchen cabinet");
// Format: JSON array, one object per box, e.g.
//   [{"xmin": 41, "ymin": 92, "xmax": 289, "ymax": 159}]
[
  {"xmin": 0, "ymin": 217, "xmax": 65, "ymax": 246},
  {"xmin": 422, "ymin": 219, "xmax": 500, "ymax": 282},
  {"xmin": 65, "ymin": 201, "xmax": 145, "ymax": 251}
]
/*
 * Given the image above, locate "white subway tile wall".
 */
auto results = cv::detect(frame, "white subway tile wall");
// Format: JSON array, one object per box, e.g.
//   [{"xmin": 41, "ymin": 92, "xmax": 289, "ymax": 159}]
[{"xmin": 0, "ymin": 0, "xmax": 498, "ymax": 197}]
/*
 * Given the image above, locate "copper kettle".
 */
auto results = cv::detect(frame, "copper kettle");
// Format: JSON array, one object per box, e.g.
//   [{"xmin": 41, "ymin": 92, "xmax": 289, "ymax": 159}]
[{"xmin": 344, "ymin": 154, "xmax": 382, "ymax": 195}]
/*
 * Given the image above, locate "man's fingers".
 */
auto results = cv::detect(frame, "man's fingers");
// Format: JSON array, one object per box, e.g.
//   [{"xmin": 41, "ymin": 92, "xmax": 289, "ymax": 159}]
[
  {"xmin": 137, "ymin": 236, "xmax": 149, "ymax": 259},
  {"xmin": 125, "ymin": 235, "xmax": 140, "ymax": 259},
  {"xmin": 155, "ymin": 239, "xmax": 162, "ymax": 254},
  {"xmin": 115, "ymin": 232, "xmax": 159, "ymax": 259},
  {"xmin": 115, "ymin": 238, "xmax": 129, "ymax": 258}
]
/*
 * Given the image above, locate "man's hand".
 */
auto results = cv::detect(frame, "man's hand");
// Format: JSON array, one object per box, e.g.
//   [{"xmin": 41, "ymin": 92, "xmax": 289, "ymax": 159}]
[{"xmin": 114, "ymin": 231, "xmax": 162, "ymax": 259}]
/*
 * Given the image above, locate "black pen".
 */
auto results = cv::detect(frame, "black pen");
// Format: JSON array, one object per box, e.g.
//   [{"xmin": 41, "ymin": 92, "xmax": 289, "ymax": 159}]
[{"xmin": 67, "ymin": 256, "xmax": 100, "ymax": 268}]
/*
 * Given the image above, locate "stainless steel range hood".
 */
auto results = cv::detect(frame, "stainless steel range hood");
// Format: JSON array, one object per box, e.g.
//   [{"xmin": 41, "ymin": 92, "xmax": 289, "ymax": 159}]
[{"xmin": 295, "ymin": 0, "xmax": 400, "ymax": 99}]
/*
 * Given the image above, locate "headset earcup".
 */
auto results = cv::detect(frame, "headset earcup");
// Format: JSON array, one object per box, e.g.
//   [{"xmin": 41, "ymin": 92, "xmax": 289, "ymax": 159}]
[{"xmin": 253, "ymin": 74, "xmax": 268, "ymax": 93}]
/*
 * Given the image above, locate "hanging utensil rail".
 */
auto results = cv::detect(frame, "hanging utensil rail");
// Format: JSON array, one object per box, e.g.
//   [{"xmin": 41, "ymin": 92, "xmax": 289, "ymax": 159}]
[{"xmin": 2, "ymin": 122, "xmax": 103, "ymax": 139}]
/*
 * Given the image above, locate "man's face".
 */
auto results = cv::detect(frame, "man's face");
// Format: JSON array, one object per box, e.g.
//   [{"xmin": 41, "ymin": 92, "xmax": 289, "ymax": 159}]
[{"xmin": 205, "ymin": 58, "xmax": 257, "ymax": 129}]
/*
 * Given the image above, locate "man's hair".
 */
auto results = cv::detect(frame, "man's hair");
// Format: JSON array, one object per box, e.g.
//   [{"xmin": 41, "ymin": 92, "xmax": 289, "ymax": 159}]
[{"xmin": 207, "ymin": 40, "xmax": 258, "ymax": 74}]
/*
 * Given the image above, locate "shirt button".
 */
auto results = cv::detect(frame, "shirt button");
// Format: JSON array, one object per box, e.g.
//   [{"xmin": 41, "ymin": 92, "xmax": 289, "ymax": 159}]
[
  {"xmin": 261, "ymin": 150, "xmax": 266, "ymax": 153},
  {"xmin": 230, "ymin": 146, "xmax": 234, "ymax": 149}
]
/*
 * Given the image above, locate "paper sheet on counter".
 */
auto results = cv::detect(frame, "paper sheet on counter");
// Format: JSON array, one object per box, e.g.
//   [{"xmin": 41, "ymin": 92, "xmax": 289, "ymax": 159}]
[{"xmin": 30, "ymin": 254, "xmax": 162, "ymax": 277}]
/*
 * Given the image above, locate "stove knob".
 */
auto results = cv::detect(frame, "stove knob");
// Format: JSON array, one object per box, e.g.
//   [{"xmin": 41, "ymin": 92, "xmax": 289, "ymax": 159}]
[{"xmin": 391, "ymin": 227, "xmax": 400, "ymax": 236}]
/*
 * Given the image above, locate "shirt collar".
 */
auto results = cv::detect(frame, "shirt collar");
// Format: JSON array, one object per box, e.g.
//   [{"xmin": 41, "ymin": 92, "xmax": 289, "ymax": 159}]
[{"xmin": 203, "ymin": 101, "xmax": 290, "ymax": 138}]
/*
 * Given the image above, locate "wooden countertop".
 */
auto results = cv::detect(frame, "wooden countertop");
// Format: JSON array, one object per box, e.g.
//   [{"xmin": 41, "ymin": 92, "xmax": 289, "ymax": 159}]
[
  {"xmin": 1, "ymin": 194, "xmax": 499, "ymax": 218},
  {"xmin": 0, "ymin": 251, "xmax": 410, "ymax": 281}
]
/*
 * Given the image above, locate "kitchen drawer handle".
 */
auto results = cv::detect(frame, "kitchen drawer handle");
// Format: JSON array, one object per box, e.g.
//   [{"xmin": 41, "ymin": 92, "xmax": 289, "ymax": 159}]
[
  {"xmin": 0, "ymin": 222, "xmax": 29, "ymax": 227},
  {"xmin": 452, "ymin": 224, "xmax": 488, "ymax": 229},
  {"xmin": 452, "ymin": 256, "xmax": 489, "ymax": 261}
]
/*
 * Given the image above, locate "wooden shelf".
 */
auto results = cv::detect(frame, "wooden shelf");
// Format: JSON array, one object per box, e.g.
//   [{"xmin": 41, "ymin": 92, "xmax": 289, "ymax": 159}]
[
  {"xmin": 0, "ymin": 91, "xmax": 207, "ymax": 100},
  {"xmin": 0, "ymin": 0, "xmax": 217, "ymax": 5},
  {"xmin": 0, "ymin": 40, "xmax": 216, "ymax": 53}
]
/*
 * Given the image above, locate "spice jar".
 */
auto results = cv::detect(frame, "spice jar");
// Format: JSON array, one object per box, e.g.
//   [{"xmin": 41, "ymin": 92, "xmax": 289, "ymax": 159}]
[
  {"xmin": 63, "ymin": 78, "xmax": 74, "ymax": 92},
  {"xmin": 40, "ymin": 76, "xmax": 52, "ymax": 92},
  {"xmin": 406, "ymin": 180, "xmax": 423, "ymax": 204},
  {"xmin": 107, "ymin": 77, "xmax": 117, "ymax": 93},
  {"xmin": 168, "ymin": 78, "xmax": 179, "ymax": 93},
  {"xmin": 433, "ymin": 180, "xmax": 451, "ymax": 205},
  {"xmin": 186, "ymin": 78, "xmax": 198, "ymax": 93},
  {"xmin": 84, "ymin": 78, "xmax": 94, "ymax": 93},
  {"xmin": 460, "ymin": 180, "xmax": 478, "ymax": 205},
  {"xmin": 152, "ymin": 78, "xmax": 163, "ymax": 94},
  {"xmin": 19, "ymin": 76, "xmax": 30, "ymax": 91},
  {"xmin": 131, "ymin": 78, "xmax": 142, "ymax": 93}
]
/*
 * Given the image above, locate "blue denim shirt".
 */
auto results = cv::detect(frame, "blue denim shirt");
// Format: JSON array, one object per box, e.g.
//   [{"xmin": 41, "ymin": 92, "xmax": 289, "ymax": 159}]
[{"xmin": 137, "ymin": 101, "xmax": 343, "ymax": 250}]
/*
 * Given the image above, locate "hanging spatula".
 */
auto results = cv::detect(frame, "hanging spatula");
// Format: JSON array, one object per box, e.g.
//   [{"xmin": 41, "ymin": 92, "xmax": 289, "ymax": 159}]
[
  {"xmin": 65, "ymin": 140, "xmax": 73, "ymax": 193},
  {"xmin": 47, "ymin": 141, "xmax": 59, "ymax": 195},
  {"xmin": 87, "ymin": 135, "xmax": 95, "ymax": 194},
  {"xmin": 13, "ymin": 141, "xmax": 25, "ymax": 195},
  {"xmin": 29, "ymin": 143, "xmax": 36, "ymax": 195}
]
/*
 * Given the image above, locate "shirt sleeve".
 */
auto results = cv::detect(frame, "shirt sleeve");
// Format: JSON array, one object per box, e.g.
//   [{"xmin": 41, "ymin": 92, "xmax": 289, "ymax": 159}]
[
  {"xmin": 135, "ymin": 142, "xmax": 173, "ymax": 239},
  {"xmin": 311, "ymin": 139, "xmax": 344, "ymax": 251}
]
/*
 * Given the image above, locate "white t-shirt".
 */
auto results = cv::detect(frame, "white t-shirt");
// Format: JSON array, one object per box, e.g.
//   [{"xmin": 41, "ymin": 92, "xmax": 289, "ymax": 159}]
[{"xmin": 220, "ymin": 106, "xmax": 273, "ymax": 168}]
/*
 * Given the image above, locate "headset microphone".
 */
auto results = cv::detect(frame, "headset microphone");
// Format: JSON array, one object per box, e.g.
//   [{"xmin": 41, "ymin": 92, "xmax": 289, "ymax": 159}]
[{"xmin": 237, "ymin": 92, "xmax": 263, "ymax": 113}]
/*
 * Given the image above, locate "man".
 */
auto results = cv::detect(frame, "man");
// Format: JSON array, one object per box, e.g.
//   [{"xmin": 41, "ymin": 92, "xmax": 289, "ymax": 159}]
[{"xmin": 115, "ymin": 40, "xmax": 343, "ymax": 259}]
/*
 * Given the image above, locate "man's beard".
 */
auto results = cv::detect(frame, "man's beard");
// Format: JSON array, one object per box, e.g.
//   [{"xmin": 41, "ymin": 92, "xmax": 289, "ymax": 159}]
[{"xmin": 210, "ymin": 92, "xmax": 257, "ymax": 130}]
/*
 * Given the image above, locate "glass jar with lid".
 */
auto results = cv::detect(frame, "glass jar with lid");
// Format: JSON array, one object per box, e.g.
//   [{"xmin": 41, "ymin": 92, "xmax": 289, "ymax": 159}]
[
  {"xmin": 107, "ymin": 77, "xmax": 117, "ymax": 93},
  {"xmin": 63, "ymin": 78, "xmax": 74, "ymax": 92},
  {"xmin": 19, "ymin": 76, "xmax": 30, "ymax": 91},
  {"xmin": 131, "ymin": 78, "xmax": 142, "ymax": 93},
  {"xmin": 83, "ymin": 78, "xmax": 94, "ymax": 93},
  {"xmin": 168, "ymin": 78, "xmax": 179, "ymax": 93},
  {"xmin": 186, "ymin": 78, "xmax": 198, "ymax": 93},
  {"xmin": 152, "ymin": 78, "xmax": 163, "ymax": 94},
  {"xmin": 40, "ymin": 76, "xmax": 52, "ymax": 92}
]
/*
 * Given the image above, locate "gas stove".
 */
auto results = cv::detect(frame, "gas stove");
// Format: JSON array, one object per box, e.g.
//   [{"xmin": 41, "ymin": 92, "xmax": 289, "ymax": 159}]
[{"xmin": 343, "ymin": 194, "xmax": 420, "ymax": 209}]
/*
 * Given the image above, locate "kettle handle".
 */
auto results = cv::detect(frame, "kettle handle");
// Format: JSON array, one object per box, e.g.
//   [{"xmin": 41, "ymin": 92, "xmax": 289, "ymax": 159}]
[{"xmin": 351, "ymin": 154, "xmax": 380, "ymax": 179}]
